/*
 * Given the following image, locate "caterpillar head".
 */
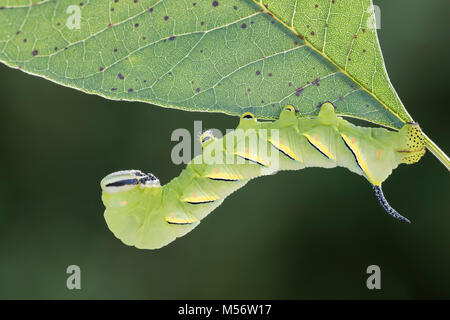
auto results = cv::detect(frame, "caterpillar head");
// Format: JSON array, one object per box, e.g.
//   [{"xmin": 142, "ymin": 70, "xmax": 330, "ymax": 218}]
[
  {"xmin": 101, "ymin": 170, "xmax": 160, "ymax": 193},
  {"xmin": 398, "ymin": 123, "xmax": 426, "ymax": 164}
]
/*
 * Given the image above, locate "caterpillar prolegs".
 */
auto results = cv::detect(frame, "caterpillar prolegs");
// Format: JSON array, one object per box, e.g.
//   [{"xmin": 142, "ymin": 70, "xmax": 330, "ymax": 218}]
[{"xmin": 100, "ymin": 103, "xmax": 426, "ymax": 249}]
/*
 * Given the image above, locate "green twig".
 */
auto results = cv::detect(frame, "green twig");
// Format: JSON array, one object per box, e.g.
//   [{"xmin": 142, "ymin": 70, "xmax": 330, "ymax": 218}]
[{"xmin": 423, "ymin": 132, "xmax": 450, "ymax": 171}]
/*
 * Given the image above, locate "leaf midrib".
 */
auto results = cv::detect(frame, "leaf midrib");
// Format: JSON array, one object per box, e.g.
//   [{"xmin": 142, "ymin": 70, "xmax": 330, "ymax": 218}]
[{"xmin": 250, "ymin": 0, "xmax": 412, "ymax": 128}]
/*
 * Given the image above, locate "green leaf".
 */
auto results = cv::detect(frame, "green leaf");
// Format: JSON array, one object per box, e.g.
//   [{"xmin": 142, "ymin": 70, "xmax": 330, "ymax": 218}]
[{"xmin": 0, "ymin": 0, "xmax": 448, "ymax": 169}]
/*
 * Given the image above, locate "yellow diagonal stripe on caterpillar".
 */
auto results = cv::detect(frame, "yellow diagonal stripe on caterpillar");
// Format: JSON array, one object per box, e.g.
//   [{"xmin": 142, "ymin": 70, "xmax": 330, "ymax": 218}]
[
  {"xmin": 182, "ymin": 195, "xmax": 220, "ymax": 204},
  {"xmin": 234, "ymin": 150, "xmax": 270, "ymax": 167},
  {"xmin": 340, "ymin": 133, "xmax": 378, "ymax": 185},
  {"xmin": 165, "ymin": 216, "xmax": 198, "ymax": 225},
  {"xmin": 204, "ymin": 172, "xmax": 243, "ymax": 181},
  {"xmin": 303, "ymin": 133, "xmax": 335, "ymax": 160},
  {"xmin": 268, "ymin": 138, "xmax": 299, "ymax": 161}
]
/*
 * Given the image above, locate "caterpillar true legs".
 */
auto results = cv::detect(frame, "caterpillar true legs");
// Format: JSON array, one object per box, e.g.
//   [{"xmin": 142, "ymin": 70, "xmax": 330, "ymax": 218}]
[{"xmin": 100, "ymin": 102, "xmax": 426, "ymax": 249}]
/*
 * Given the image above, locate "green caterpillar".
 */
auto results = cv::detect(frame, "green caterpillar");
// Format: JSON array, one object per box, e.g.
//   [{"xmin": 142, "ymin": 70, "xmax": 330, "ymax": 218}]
[{"xmin": 100, "ymin": 102, "xmax": 426, "ymax": 249}]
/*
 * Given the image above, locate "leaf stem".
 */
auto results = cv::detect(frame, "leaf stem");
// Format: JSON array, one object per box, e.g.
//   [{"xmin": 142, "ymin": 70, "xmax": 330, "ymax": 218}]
[{"xmin": 423, "ymin": 132, "xmax": 450, "ymax": 171}]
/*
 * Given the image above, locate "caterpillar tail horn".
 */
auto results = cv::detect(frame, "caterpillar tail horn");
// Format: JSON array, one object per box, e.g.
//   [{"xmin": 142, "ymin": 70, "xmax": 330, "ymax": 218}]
[{"xmin": 372, "ymin": 185, "xmax": 411, "ymax": 223}]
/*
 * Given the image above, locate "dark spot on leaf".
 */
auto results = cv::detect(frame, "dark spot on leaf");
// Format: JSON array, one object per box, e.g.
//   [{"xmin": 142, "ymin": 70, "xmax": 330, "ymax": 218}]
[
  {"xmin": 315, "ymin": 4, "xmax": 318, "ymax": 8},
  {"xmin": 134, "ymin": 0, "xmax": 138, "ymax": 3},
  {"xmin": 196, "ymin": 88, "xmax": 200, "ymax": 92},
  {"xmin": 295, "ymin": 87, "xmax": 304, "ymax": 97},
  {"xmin": 23, "ymin": 38, "xmax": 27, "ymax": 43},
  {"xmin": 134, "ymin": 23, "xmax": 139, "ymax": 27},
  {"xmin": 312, "ymin": 78, "xmax": 320, "ymax": 86},
  {"xmin": 164, "ymin": 16, "xmax": 169, "ymax": 21},
  {"xmin": 366, "ymin": 104, "xmax": 370, "ymax": 108},
  {"xmin": 362, "ymin": 49, "xmax": 366, "ymax": 53},
  {"xmin": 250, "ymin": 21, "xmax": 254, "ymax": 25},
  {"xmin": 311, "ymin": 31, "xmax": 315, "ymax": 36},
  {"xmin": 128, "ymin": 88, "xmax": 134, "ymax": 92},
  {"xmin": 353, "ymin": 35, "xmax": 357, "ymax": 39},
  {"xmin": 169, "ymin": 36, "xmax": 176, "ymax": 40},
  {"xmin": 32, "ymin": 50, "xmax": 38, "ymax": 56},
  {"xmin": 142, "ymin": 36, "xmax": 146, "ymax": 40},
  {"xmin": 200, "ymin": 49, "xmax": 203, "ymax": 53},
  {"xmin": 79, "ymin": 2, "xmax": 84, "ymax": 6},
  {"xmin": 108, "ymin": 23, "xmax": 113, "ymax": 28},
  {"xmin": 99, "ymin": 67, "xmax": 104, "ymax": 71},
  {"xmin": 241, "ymin": 23, "xmax": 247, "ymax": 29},
  {"xmin": 201, "ymin": 21, "xmax": 205, "ymax": 26},
  {"xmin": 144, "ymin": 80, "xmax": 147, "ymax": 83},
  {"xmin": 114, "ymin": 0, "xmax": 119, "ymax": 2},
  {"xmin": 255, "ymin": 70, "xmax": 261, "ymax": 75},
  {"xmin": 212, "ymin": 1, "xmax": 219, "ymax": 7},
  {"xmin": 16, "ymin": 31, "xmax": 20, "ymax": 35},
  {"xmin": 54, "ymin": 47, "xmax": 57, "ymax": 51},
  {"xmin": 57, "ymin": 22, "xmax": 61, "ymax": 26},
  {"xmin": 339, "ymin": 96, "xmax": 344, "ymax": 100},
  {"xmin": 148, "ymin": 7, "xmax": 153, "ymax": 12},
  {"xmin": 233, "ymin": 6, "xmax": 238, "ymax": 10},
  {"xmin": 268, "ymin": 73, "xmax": 273, "ymax": 77},
  {"xmin": 193, "ymin": 3, "xmax": 196, "ymax": 6},
  {"xmin": 111, "ymin": 8, "xmax": 114, "ymax": 11},
  {"xmin": 362, "ymin": 28, "xmax": 366, "ymax": 33},
  {"xmin": 261, "ymin": 100, "xmax": 264, "ymax": 104},
  {"xmin": 288, "ymin": 82, "xmax": 292, "ymax": 87},
  {"xmin": 114, "ymin": 48, "xmax": 118, "ymax": 52},
  {"xmin": 118, "ymin": 73, "xmax": 124, "ymax": 80},
  {"xmin": 307, "ymin": 25, "xmax": 310, "ymax": 28},
  {"xmin": 247, "ymin": 88, "xmax": 251, "ymax": 92}
]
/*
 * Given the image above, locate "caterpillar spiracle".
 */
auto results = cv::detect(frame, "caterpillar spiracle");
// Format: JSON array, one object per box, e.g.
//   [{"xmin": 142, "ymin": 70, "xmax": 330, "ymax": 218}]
[{"xmin": 100, "ymin": 102, "xmax": 426, "ymax": 249}]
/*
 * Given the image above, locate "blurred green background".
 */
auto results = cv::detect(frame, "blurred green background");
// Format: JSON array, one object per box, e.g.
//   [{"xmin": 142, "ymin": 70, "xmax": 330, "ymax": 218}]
[{"xmin": 0, "ymin": 0, "xmax": 449, "ymax": 299}]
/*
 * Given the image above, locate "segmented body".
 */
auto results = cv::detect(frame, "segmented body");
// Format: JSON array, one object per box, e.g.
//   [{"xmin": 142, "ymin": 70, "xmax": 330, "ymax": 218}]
[{"xmin": 101, "ymin": 103, "xmax": 425, "ymax": 249}]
